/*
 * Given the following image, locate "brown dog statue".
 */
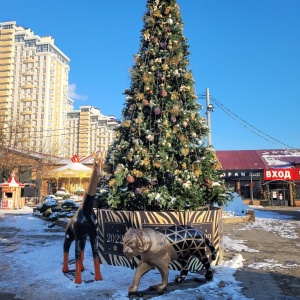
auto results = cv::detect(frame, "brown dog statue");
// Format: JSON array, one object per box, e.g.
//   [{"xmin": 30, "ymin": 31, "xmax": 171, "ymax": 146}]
[{"xmin": 123, "ymin": 225, "xmax": 216, "ymax": 292}]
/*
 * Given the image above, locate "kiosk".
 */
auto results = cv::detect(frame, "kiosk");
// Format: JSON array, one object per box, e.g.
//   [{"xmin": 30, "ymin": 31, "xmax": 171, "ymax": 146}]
[{"xmin": 1, "ymin": 174, "xmax": 25, "ymax": 209}]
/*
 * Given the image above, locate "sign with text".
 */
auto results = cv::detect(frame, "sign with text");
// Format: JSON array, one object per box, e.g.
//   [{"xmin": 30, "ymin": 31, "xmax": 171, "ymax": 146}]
[
  {"xmin": 220, "ymin": 170, "xmax": 263, "ymax": 180},
  {"xmin": 264, "ymin": 168, "xmax": 300, "ymax": 181},
  {"xmin": 103, "ymin": 222, "xmax": 126, "ymax": 255},
  {"xmin": 191, "ymin": 222, "xmax": 213, "ymax": 240}
]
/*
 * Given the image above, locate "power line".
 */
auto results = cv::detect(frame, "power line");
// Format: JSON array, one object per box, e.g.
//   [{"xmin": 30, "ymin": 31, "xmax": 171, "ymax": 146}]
[
  {"xmin": 0, "ymin": 124, "xmax": 113, "ymax": 139},
  {"xmin": 208, "ymin": 95, "xmax": 294, "ymax": 149}
]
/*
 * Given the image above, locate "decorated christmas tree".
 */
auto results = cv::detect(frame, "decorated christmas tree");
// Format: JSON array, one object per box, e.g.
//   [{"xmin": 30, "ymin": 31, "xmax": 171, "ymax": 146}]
[{"xmin": 105, "ymin": 0, "xmax": 228, "ymax": 211}]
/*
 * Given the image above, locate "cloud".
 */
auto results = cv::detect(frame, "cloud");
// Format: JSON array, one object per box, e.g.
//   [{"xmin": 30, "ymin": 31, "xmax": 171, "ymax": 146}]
[{"xmin": 68, "ymin": 84, "xmax": 88, "ymax": 101}]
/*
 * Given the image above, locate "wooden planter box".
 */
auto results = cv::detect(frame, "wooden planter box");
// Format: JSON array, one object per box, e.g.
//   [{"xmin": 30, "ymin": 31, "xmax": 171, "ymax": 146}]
[{"xmin": 96, "ymin": 207, "xmax": 223, "ymax": 271}]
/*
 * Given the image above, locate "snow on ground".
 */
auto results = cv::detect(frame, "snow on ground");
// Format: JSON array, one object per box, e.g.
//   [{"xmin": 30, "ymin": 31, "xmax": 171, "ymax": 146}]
[{"xmin": 0, "ymin": 201, "xmax": 299, "ymax": 300}]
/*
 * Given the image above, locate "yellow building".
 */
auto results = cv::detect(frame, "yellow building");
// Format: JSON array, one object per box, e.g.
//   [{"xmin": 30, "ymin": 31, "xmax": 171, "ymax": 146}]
[
  {"xmin": 0, "ymin": 21, "xmax": 72, "ymax": 156},
  {"xmin": 0, "ymin": 21, "xmax": 119, "ymax": 161},
  {"xmin": 66, "ymin": 106, "xmax": 119, "ymax": 158}
]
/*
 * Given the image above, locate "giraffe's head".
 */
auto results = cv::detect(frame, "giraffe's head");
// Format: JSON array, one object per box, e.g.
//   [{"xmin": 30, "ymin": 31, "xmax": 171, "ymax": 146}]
[{"xmin": 92, "ymin": 151, "xmax": 106, "ymax": 176}]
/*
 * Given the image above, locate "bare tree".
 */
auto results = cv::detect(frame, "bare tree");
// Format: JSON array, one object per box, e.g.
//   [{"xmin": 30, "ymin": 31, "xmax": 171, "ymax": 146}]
[{"xmin": 0, "ymin": 117, "xmax": 63, "ymax": 199}]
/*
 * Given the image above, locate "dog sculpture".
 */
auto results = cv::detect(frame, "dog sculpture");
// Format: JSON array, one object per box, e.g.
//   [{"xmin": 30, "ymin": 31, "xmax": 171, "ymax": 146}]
[
  {"xmin": 62, "ymin": 151, "xmax": 104, "ymax": 284},
  {"xmin": 123, "ymin": 225, "xmax": 216, "ymax": 292}
]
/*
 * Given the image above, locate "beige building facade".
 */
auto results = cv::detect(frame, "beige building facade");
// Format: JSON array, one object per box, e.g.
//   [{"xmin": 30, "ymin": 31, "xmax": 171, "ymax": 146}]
[
  {"xmin": 0, "ymin": 21, "xmax": 72, "ymax": 156},
  {"xmin": 66, "ymin": 106, "xmax": 119, "ymax": 158},
  {"xmin": 0, "ymin": 21, "xmax": 119, "ymax": 159}
]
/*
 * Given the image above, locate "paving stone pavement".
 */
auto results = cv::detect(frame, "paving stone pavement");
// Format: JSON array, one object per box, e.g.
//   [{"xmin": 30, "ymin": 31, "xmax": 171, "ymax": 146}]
[{"xmin": 223, "ymin": 207, "xmax": 300, "ymax": 300}]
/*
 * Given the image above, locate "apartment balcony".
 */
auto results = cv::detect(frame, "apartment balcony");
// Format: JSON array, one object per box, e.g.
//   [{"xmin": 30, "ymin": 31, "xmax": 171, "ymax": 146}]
[
  {"xmin": 0, "ymin": 45, "xmax": 13, "ymax": 52},
  {"xmin": 0, "ymin": 53, "xmax": 13, "ymax": 60},
  {"xmin": 0, "ymin": 71, "xmax": 12, "ymax": 78},
  {"xmin": 0, "ymin": 83, "xmax": 9, "ymax": 92},
  {"xmin": 0, "ymin": 110, "xmax": 8, "ymax": 116},
  {"xmin": 0, "ymin": 76, "xmax": 10, "ymax": 84},
  {"xmin": 19, "ymin": 137, "xmax": 29, "ymax": 142},
  {"xmin": 0, "ymin": 103, "xmax": 8, "ymax": 109},
  {"xmin": 22, "ymin": 72, "xmax": 34, "ymax": 77},
  {"xmin": 20, "ymin": 110, "xmax": 33, "ymax": 115},
  {"xmin": 0, "ymin": 90, "xmax": 9, "ymax": 96},
  {"xmin": 0, "ymin": 28, "xmax": 14, "ymax": 35},
  {"xmin": 0, "ymin": 36, "xmax": 12, "ymax": 43},
  {"xmin": 20, "ymin": 124, "xmax": 32, "ymax": 128},
  {"xmin": 0, "ymin": 96, "xmax": 8, "ymax": 103},
  {"xmin": 79, "ymin": 116, "xmax": 90, "ymax": 123},
  {"xmin": 21, "ymin": 84, "xmax": 34, "ymax": 89},
  {"xmin": 0, "ymin": 59, "xmax": 11, "ymax": 65},
  {"xmin": 23, "ymin": 58, "xmax": 36, "ymax": 64},
  {"xmin": 21, "ymin": 97, "xmax": 34, "ymax": 102},
  {"xmin": 0, "ymin": 65, "xmax": 11, "ymax": 71}
]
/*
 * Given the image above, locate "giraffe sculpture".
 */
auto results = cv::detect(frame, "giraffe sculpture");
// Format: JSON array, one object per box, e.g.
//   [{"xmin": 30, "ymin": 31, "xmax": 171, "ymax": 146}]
[{"xmin": 62, "ymin": 151, "xmax": 104, "ymax": 284}]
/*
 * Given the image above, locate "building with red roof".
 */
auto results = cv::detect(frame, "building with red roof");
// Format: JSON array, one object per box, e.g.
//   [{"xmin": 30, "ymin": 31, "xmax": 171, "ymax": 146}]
[{"xmin": 216, "ymin": 149, "xmax": 300, "ymax": 207}]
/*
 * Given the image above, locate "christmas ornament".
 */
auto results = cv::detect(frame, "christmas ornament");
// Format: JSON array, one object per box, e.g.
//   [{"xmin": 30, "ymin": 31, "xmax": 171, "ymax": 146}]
[
  {"xmin": 134, "ymin": 188, "xmax": 142, "ymax": 195},
  {"xmin": 146, "ymin": 134, "xmax": 154, "ymax": 142},
  {"xmin": 167, "ymin": 18, "xmax": 173, "ymax": 25},
  {"xmin": 163, "ymin": 8, "xmax": 170, "ymax": 16},
  {"xmin": 154, "ymin": 107, "xmax": 161, "ymax": 115},
  {"xmin": 151, "ymin": 36, "xmax": 158, "ymax": 44},
  {"xmin": 160, "ymin": 90, "xmax": 167, "ymax": 97},
  {"xmin": 126, "ymin": 174, "xmax": 135, "ymax": 183},
  {"xmin": 180, "ymin": 148, "xmax": 189, "ymax": 156},
  {"xmin": 119, "ymin": 184, "xmax": 128, "ymax": 192},
  {"xmin": 142, "ymin": 99, "xmax": 149, "ymax": 106}
]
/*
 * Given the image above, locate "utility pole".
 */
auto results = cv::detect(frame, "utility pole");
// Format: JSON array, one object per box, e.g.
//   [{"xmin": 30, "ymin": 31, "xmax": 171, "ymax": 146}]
[
  {"xmin": 250, "ymin": 172, "xmax": 254, "ymax": 204},
  {"xmin": 205, "ymin": 88, "xmax": 214, "ymax": 146}
]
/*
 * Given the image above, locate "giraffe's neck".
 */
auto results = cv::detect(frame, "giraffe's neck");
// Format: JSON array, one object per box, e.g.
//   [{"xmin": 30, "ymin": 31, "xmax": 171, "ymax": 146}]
[
  {"xmin": 86, "ymin": 168, "xmax": 99, "ymax": 196},
  {"xmin": 81, "ymin": 168, "xmax": 99, "ymax": 215}
]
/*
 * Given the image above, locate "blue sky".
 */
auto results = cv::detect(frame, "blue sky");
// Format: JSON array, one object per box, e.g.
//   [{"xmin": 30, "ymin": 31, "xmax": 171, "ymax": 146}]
[{"xmin": 1, "ymin": 0, "xmax": 299, "ymax": 150}]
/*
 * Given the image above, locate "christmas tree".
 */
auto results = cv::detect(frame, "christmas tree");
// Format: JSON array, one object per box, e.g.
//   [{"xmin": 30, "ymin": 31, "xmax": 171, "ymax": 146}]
[{"xmin": 105, "ymin": 0, "xmax": 228, "ymax": 211}]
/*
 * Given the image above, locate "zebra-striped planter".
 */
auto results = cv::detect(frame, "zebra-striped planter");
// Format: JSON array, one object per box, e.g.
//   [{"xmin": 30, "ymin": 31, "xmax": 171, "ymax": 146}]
[{"xmin": 96, "ymin": 207, "xmax": 223, "ymax": 271}]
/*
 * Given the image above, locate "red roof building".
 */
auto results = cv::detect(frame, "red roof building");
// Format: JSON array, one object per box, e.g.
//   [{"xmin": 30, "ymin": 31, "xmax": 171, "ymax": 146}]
[{"xmin": 215, "ymin": 149, "xmax": 300, "ymax": 207}]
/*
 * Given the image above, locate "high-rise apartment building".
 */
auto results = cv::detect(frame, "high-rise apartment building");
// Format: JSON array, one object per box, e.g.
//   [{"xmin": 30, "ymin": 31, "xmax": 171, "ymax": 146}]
[
  {"xmin": 0, "ymin": 21, "xmax": 119, "ymax": 160},
  {"xmin": 0, "ymin": 21, "xmax": 72, "ymax": 156},
  {"xmin": 66, "ymin": 106, "xmax": 119, "ymax": 158}
]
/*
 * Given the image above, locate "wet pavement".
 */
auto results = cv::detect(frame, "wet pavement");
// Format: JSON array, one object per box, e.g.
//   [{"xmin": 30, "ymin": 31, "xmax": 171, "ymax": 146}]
[{"xmin": 223, "ymin": 207, "xmax": 300, "ymax": 300}]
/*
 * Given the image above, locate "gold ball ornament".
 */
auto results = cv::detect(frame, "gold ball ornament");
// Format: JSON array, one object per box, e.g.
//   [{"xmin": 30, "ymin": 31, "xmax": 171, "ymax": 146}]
[
  {"xmin": 160, "ymin": 90, "xmax": 168, "ymax": 97},
  {"xmin": 163, "ymin": 8, "xmax": 170, "ymax": 16},
  {"xmin": 182, "ymin": 121, "xmax": 188, "ymax": 127},
  {"xmin": 142, "ymin": 99, "xmax": 149, "ymax": 106},
  {"xmin": 151, "ymin": 36, "xmax": 158, "ymax": 44}
]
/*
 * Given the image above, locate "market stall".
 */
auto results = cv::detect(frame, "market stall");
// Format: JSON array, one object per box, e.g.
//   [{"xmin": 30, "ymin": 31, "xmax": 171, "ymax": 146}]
[{"xmin": 1, "ymin": 174, "xmax": 25, "ymax": 209}]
